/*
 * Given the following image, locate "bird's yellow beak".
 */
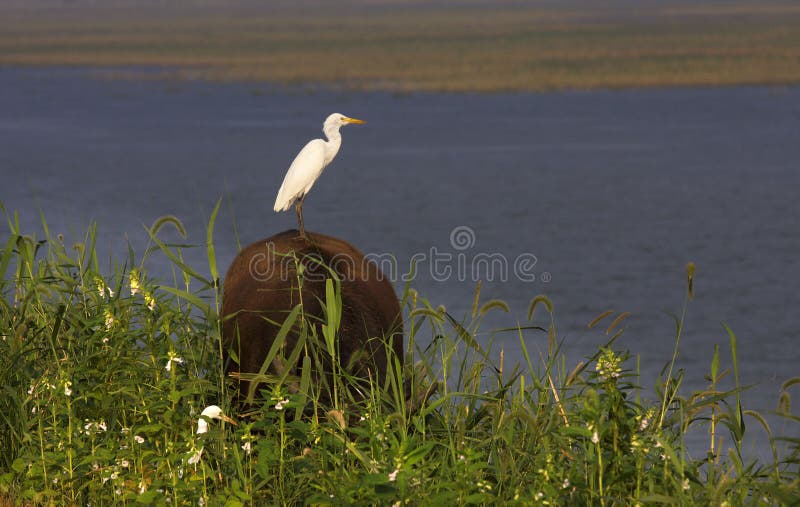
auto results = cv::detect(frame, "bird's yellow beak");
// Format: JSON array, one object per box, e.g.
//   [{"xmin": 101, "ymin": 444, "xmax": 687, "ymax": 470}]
[
  {"xmin": 343, "ymin": 117, "xmax": 366, "ymax": 125},
  {"xmin": 221, "ymin": 414, "xmax": 237, "ymax": 426}
]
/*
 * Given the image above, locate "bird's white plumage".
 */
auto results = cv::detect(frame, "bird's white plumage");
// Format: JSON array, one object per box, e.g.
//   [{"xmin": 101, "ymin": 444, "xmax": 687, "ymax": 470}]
[
  {"xmin": 273, "ymin": 113, "xmax": 365, "ymax": 214},
  {"xmin": 274, "ymin": 139, "xmax": 329, "ymax": 212},
  {"xmin": 196, "ymin": 405, "xmax": 236, "ymax": 434}
]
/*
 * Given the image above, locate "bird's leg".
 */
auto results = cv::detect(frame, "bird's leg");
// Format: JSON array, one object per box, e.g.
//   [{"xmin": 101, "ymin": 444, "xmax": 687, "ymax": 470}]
[{"xmin": 296, "ymin": 195, "xmax": 306, "ymax": 239}]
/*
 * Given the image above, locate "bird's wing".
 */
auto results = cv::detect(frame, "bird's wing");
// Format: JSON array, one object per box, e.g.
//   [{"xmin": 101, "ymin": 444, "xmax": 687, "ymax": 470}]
[{"xmin": 273, "ymin": 139, "xmax": 327, "ymax": 212}]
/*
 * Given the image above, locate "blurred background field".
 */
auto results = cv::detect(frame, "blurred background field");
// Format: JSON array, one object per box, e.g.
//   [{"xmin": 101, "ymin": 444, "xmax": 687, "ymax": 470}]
[{"xmin": 2, "ymin": 0, "xmax": 800, "ymax": 91}]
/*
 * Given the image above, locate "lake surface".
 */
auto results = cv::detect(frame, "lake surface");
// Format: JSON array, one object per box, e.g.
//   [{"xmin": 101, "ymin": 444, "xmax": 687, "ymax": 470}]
[{"xmin": 2, "ymin": 68, "xmax": 798, "ymax": 459}]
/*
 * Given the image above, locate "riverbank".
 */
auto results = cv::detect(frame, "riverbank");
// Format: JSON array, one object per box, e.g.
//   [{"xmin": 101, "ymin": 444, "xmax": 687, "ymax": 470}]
[
  {"xmin": 1, "ymin": 212, "xmax": 798, "ymax": 504},
  {"xmin": 2, "ymin": 1, "xmax": 800, "ymax": 92}
]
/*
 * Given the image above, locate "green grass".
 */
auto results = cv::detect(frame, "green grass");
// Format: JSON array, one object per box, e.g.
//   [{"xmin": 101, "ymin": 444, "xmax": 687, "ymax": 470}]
[
  {"xmin": 2, "ymin": 1, "xmax": 800, "ymax": 91},
  {"xmin": 1, "ymin": 206, "xmax": 799, "ymax": 505}
]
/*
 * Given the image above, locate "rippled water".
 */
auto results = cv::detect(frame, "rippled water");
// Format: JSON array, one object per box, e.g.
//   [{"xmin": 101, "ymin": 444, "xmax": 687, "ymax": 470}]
[{"xmin": 2, "ymin": 68, "xmax": 799, "ymax": 459}]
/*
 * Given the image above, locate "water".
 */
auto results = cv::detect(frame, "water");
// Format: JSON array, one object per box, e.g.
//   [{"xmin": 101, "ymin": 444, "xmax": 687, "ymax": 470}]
[{"xmin": 2, "ymin": 68, "xmax": 799, "ymax": 459}]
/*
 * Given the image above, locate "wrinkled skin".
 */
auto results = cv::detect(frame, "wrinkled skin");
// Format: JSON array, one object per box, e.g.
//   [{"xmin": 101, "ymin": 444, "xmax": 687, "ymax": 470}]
[{"xmin": 221, "ymin": 230, "xmax": 403, "ymax": 404}]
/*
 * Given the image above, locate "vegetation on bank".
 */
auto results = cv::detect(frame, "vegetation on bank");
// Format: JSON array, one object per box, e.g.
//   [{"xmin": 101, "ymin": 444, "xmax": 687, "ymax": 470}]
[
  {"xmin": 0, "ymin": 207, "xmax": 799, "ymax": 505},
  {"xmin": 2, "ymin": 2, "xmax": 800, "ymax": 91}
]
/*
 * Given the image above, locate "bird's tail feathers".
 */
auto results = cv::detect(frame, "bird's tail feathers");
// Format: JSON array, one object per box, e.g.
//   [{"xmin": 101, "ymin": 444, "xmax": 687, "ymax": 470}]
[{"xmin": 273, "ymin": 187, "xmax": 297, "ymax": 212}]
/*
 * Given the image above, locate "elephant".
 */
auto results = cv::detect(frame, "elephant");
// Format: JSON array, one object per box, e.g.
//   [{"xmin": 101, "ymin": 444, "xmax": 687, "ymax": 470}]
[{"xmin": 221, "ymin": 230, "xmax": 403, "ymax": 406}]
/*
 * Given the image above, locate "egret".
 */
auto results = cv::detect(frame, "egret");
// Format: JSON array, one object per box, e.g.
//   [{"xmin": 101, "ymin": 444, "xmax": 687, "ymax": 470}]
[
  {"xmin": 196, "ymin": 405, "xmax": 236, "ymax": 434},
  {"xmin": 273, "ymin": 113, "xmax": 366, "ymax": 238}
]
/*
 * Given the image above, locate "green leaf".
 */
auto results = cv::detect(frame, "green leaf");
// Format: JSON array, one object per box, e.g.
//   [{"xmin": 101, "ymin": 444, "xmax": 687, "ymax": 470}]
[
  {"xmin": 207, "ymin": 197, "xmax": 222, "ymax": 286},
  {"xmin": 0, "ymin": 233, "xmax": 18, "ymax": 286},
  {"xmin": 723, "ymin": 323, "xmax": 745, "ymax": 441},
  {"xmin": 246, "ymin": 304, "xmax": 303, "ymax": 403},
  {"xmin": 135, "ymin": 490, "xmax": 161, "ymax": 504},
  {"xmin": 321, "ymin": 277, "xmax": 341, "ymax": 357},
  {"xmin": 159, "ymin": 286, "xmax": 211, "ymax": 314},
  {"xmin": 295, "ymin": 354, "xmax": 312, "ymax": 420},
  {"xmin": 639, "ymin": 494, "xmax": 678, "ymax": 504},
  {"xmin": 145, "ymin": 224, "xmax": 211, "ymax": 286},
  {"xmin": 409, "ymin": 308, "xmax": 444, "ymax": 321},
  {"xmin": 710, "ymin": 343, "xmax": 719, "ymax": 382},
  {"xmin": 403, "ymin": 442, "xmax": 433, "ymax": 467}
]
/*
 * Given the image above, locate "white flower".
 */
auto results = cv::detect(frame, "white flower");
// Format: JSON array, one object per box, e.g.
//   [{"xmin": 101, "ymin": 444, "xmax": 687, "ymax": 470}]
[
  {"xmin": 187, "ymin": 447, "xmax": 204, "ymax": 465},
  {"xmin": 84, "ymin": 420, "xmax": 108, "ymax": 434},
  {"xmin": 134, "ymin": 435, "xmax": 145, "ymax": 444},
  {"xmin": 535, "ymin": 492, "xmax": 544, "ymax": 500},
  {"xmin": 120, "ymin": 459, "xmax": 130, "ymax": 468},
  {"xmin": 591, "ymin": 431, "xmax": 599, "ymax": 444},
  {"xmin": 165, "ymin": 353, "xmax": 184, "ymax": 371},
  {"xmin": 95, "ymin": 276, "xmax": 107, "ymax": 296},
  {"xmin": 95, "ymin": 276, "xmax": 114, "ymax": 298},
  {"xmin": 138, "ymin": 481, "xmax": 147, "ymax": 495},
  {"xmin": 104, "ymin": 309, "xmax": 116, "ymax": 331},
  {"xmin": 388, "ymin": 467, "xmax": 400, "ymax": 482},
  {"xmin": 242, "ymin": 441, "xmax": 251, "ymax": 454},
  {"xmin": 64, "ymin": 381, "xmax": 72, "ymax": 397},
  {"xmin": 144, "ymin": 292, "xmax": 156, "ymax": 311},
  {"xmin": 129, "ymin": 269, "xmax": 141, "ymax": 296},
  {"xmin": 682, "ymin": 478, "xmax": 690, "ymax": 490},
  {"xmin": 27, "ymin": 384, "xmax": 35, "ymax": 395},
  {"xmin": 274, "ymin": 398, "xmax": 289, "ymax": 411},
  {"xmin": 562, "ymin": 478, "xmax": 570, "ymax": 489},
  {"xmin": 596, "ymin": 348, "xmax": 623, "ymax": 381}
]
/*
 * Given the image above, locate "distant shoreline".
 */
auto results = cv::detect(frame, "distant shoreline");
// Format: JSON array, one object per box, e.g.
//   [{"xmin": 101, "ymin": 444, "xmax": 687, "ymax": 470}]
[
  {"xmin": 2, "ymin": 2, "xmax": 800, "ymax": 92},
  {"xmin": 4, "ymin": 64, "xmax": 800, "ymax": 95}
]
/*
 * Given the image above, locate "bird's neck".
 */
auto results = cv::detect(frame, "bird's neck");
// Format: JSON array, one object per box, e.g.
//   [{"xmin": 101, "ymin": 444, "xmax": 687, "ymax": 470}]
[
  {"xmin": 323, "ymin": 125, "xmax": 342, "ymax": 143},
  {"xmin": 322, "ymin": 127, "xmax": 343, "ymax": 164}
]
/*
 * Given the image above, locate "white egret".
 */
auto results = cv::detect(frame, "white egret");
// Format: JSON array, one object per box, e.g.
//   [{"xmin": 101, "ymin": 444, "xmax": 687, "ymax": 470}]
[
  {"xmin": 196, "ymin": 405, "xmax": 236, "ymax": 434},
  {"xmin": 273, "ymin": 113, "xmax": 366, "ymax": 238}
]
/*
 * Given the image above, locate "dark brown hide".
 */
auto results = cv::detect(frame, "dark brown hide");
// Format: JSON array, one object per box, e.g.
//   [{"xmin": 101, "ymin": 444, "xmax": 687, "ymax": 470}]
[{"xmin": 221, "ymin": 230, "xmax": 403, "ymax": 402}]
